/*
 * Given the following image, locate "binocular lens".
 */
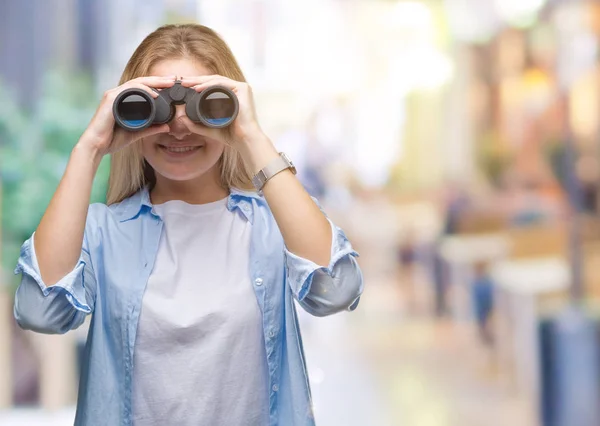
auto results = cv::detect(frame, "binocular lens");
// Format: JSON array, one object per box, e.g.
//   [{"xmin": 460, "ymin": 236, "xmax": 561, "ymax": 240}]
[
  {"xmin": 116, "ymin": 93, "xmax": 152, "ymax": 128},
  {"xmin": 200, "ymin": 91, "xmax": 237, "ymax": 127}
]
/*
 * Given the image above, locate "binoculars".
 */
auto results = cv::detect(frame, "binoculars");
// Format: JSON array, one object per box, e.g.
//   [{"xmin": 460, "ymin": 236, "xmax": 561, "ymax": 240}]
[{"xmin": 113, "ymin": 80, "xmax": 238, "ymax": 130}]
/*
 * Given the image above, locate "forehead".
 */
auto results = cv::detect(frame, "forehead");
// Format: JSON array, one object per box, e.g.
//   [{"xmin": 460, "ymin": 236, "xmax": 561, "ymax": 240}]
[{"xmin": 149, "ymin": 58, "xmax": 211, "ymax": 77}]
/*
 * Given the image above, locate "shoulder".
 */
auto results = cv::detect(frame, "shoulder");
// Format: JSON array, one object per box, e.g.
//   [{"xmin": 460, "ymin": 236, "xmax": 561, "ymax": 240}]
[
  {"xmin": 84, "ymin": 197, "xmax": 136, "ymax": 236},
  {"xmin": 229, "ymin": 187, "xmax": 269, "ymax": 216},
  {"xmin": 88, "ymin": 187, "xmax": 148, "ymax": 223},
  {"xmin": 86, "ymin": 201, "xmax": 127, "ymax": 223}
]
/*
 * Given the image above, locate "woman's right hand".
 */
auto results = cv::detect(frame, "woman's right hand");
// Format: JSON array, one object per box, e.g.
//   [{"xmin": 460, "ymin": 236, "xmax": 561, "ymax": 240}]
[{"xmin": 77, "ymin": 75, "xmax": 177, "ymax": 159}]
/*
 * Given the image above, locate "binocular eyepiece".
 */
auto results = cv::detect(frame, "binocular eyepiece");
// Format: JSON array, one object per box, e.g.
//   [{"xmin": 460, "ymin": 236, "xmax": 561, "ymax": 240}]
[{"xmin": 113, "ymin": 81, "xmax": 239, "ymax": 130}]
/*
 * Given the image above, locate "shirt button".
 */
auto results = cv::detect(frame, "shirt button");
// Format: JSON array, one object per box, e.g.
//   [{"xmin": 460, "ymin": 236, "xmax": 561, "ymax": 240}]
[
  {"xmin": 255, "ymin": 277, "xmax": 263, "ymax": 286},
  {"xmin": 269, "ymin": 330, "xmax": 276, "ymax": 338},
  {"xmin": 272, "ymin": 384, "xmax": 279, "ymax": 392}
]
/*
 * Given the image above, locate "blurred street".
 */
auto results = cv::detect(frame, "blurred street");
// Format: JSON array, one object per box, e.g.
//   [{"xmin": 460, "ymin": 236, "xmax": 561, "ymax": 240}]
[{"xmin": 300, "ymin": 194, "xmax": 534, "ymax": 426}]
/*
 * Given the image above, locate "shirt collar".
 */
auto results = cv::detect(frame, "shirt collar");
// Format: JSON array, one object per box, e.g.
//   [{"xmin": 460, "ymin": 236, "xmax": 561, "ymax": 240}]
[{"xmin": 115, "ymin": 186, "xmax": 262, "ymax": 223}]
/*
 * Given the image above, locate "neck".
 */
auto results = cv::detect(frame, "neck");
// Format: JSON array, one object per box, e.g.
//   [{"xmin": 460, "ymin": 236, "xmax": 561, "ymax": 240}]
[{"xmin": 150, "ymin": 169, "xmax": 229, "ymax": 205}]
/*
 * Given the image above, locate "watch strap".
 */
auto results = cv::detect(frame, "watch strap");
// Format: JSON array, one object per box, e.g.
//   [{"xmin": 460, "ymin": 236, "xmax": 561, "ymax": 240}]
[{"xmin": 252, "ymin": 152, "xmax": 296, "ymax": 191}]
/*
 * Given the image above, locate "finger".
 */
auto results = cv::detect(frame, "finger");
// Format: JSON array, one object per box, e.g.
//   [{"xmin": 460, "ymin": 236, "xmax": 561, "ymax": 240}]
[
  {"xmin": 114, "ymin": 82, "xmax": 163, "ymax": 99},
  {"xmin": 191, "ymin": 78, "xmax": 240, "ymax": 92},
  {"xmin": 104, "ymin": 76, "xmax": 176, "ymax": 101},
  {"xmin": 180, "ymin": 75, "xmax": 226, "ymax": 87},
  {"xmin": 131, "ymin": 75, "xmax": 178, "ymax": 88},
  {"xmin": 117, "ymin": 79, "xmax": 176, "ymax": 99}
]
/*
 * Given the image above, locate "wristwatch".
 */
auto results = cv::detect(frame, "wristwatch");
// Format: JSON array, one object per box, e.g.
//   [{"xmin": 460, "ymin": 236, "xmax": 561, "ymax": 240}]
[{"xmin": 252, "ymin": 152, "xmax": 297, "ymax": 192}]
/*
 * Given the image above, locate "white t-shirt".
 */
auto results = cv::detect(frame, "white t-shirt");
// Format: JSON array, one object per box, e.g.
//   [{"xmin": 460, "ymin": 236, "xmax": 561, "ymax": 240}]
[{"xmin": 132, "ymin": 197, "xmax": 269, "ymax": 425}]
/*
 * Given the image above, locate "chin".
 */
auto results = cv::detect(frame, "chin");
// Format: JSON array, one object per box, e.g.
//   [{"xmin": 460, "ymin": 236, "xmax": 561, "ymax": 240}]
[{"xmin": 148, "ymin": 156, "xmax": 222, "ymax": 182}]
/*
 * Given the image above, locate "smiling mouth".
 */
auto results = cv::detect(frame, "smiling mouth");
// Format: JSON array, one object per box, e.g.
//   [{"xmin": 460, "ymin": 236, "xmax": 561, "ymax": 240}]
[{"xmin": 158, "ymin": 144, "xmax": 203, "ymax": 153}]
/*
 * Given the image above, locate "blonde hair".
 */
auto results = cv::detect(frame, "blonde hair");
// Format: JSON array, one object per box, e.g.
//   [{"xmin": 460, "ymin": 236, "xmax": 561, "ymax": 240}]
[{"xmin": 107, "ymin": 24, "xmax": 255, "ymax": 205}]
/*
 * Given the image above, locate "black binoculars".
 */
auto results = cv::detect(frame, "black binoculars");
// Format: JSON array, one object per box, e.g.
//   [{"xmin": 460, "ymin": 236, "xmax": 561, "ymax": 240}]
[{"xmin": 113, "ymin": 80, "xmax": 238, "ymax": 130}]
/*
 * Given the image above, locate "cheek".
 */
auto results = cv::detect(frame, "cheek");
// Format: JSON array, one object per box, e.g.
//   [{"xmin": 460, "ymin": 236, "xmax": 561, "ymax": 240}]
[
  {"xmin": 141, "ymin": 137, "xmax": 158, "ymax": 158},
  {"xmin": 205, "ymin": 142, "xmax": 226, "ymax": 160}
]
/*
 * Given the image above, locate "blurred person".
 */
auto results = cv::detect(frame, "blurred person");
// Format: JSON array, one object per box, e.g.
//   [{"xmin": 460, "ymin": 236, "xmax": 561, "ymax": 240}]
[
  {"xmin": 11, "ymin": 320, "xmax": 39, "ymax": 405},
  {"xmin": 428, "ymin": 184, "xmax": 471, "ymax": 318},
  {"xmin": 577, "ymin": 154, "xmax": 600, "ymax": 215},
  {"xmin": 397, "ymin": 230, "xmax": 417, "ymax": 268},
  {"xmin": 396, "ymin": 229, "xmax": 419, "ymax": 313},
  {"xmin": 12, "ymin": 24, "xmax": 363, "ymax": 426},
  {"xmin": 441, "ymin": 182, "xmax": 471, "ymax": 235},
  {"xmin": 471, "ymin": 261, "xmax": 494, "ymax": 345},
  {"xmin": 430, "ymin": 238, "xmax": 450, "ymax": 318}
]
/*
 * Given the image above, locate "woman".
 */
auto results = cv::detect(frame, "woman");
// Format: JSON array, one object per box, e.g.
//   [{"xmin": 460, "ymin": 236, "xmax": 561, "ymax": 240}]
[{"xmin": 13, "ymin": 24, "xmax": 363, "ymax": 425}]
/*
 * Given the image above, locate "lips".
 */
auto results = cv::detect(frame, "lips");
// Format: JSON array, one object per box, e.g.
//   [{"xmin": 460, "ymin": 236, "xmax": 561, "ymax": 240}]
[
  {"xmin": 159, "ymin": 145, "xmax": 202, "ymax": 153},
  {"xmin": 157, "ymin": 143, "xmax": 205, "ymax": 158}
]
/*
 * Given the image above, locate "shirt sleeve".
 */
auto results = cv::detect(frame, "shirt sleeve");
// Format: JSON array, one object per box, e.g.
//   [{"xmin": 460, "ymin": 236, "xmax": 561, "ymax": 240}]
[
  {"xmin": 284, "ymin": 197, "xmax": 364, "ymax": 317},
  {"xmin": 13, "ymin": 227, "xmax": 97, "ymax": 335}
]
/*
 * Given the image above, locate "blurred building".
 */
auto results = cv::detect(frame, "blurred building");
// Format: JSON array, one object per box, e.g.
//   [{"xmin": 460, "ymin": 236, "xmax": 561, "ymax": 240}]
[
  {"xmin": 0, "ymin": 0, "xmax": 168, "ymax": 108},
  {"xmin": 0, "ymin": 0, "xmax": 54, "ymax": 110}
]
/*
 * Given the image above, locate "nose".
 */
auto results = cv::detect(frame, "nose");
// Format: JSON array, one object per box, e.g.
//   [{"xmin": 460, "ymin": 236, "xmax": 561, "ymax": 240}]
[{"xmin": 168, "ymin": 104, "xmax": 192, "ymax": 140}]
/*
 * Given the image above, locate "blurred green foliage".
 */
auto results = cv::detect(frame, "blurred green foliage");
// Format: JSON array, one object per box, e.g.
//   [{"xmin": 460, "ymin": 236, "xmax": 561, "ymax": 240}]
[{"xmin": 0, "ymin": 71, "xmax": 110, "ymax": 289}]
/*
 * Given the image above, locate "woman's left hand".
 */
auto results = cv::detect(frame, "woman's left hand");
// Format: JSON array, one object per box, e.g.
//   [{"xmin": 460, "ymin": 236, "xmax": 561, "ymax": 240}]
[{"xmin": 179, "ymin": 75, "xmax": 264, "ymax": 147}]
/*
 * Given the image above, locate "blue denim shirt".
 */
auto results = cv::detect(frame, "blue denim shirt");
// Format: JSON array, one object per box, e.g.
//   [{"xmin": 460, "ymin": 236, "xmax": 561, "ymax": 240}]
[{"xmin": 13, "ymin": 186, "xmax": 363, "ymax": 426}]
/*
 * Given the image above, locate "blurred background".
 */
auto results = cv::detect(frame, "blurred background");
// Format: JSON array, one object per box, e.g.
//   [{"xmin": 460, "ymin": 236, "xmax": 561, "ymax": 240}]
[{"xmin": 2, "ymin": 0, "xmax": 600, "ymax": 425}]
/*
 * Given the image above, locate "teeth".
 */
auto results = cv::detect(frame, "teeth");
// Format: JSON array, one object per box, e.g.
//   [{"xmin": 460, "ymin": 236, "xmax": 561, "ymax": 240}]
[{"xmin": 163, "ymin": 146, "xmax": 199, "ymax": 153}]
